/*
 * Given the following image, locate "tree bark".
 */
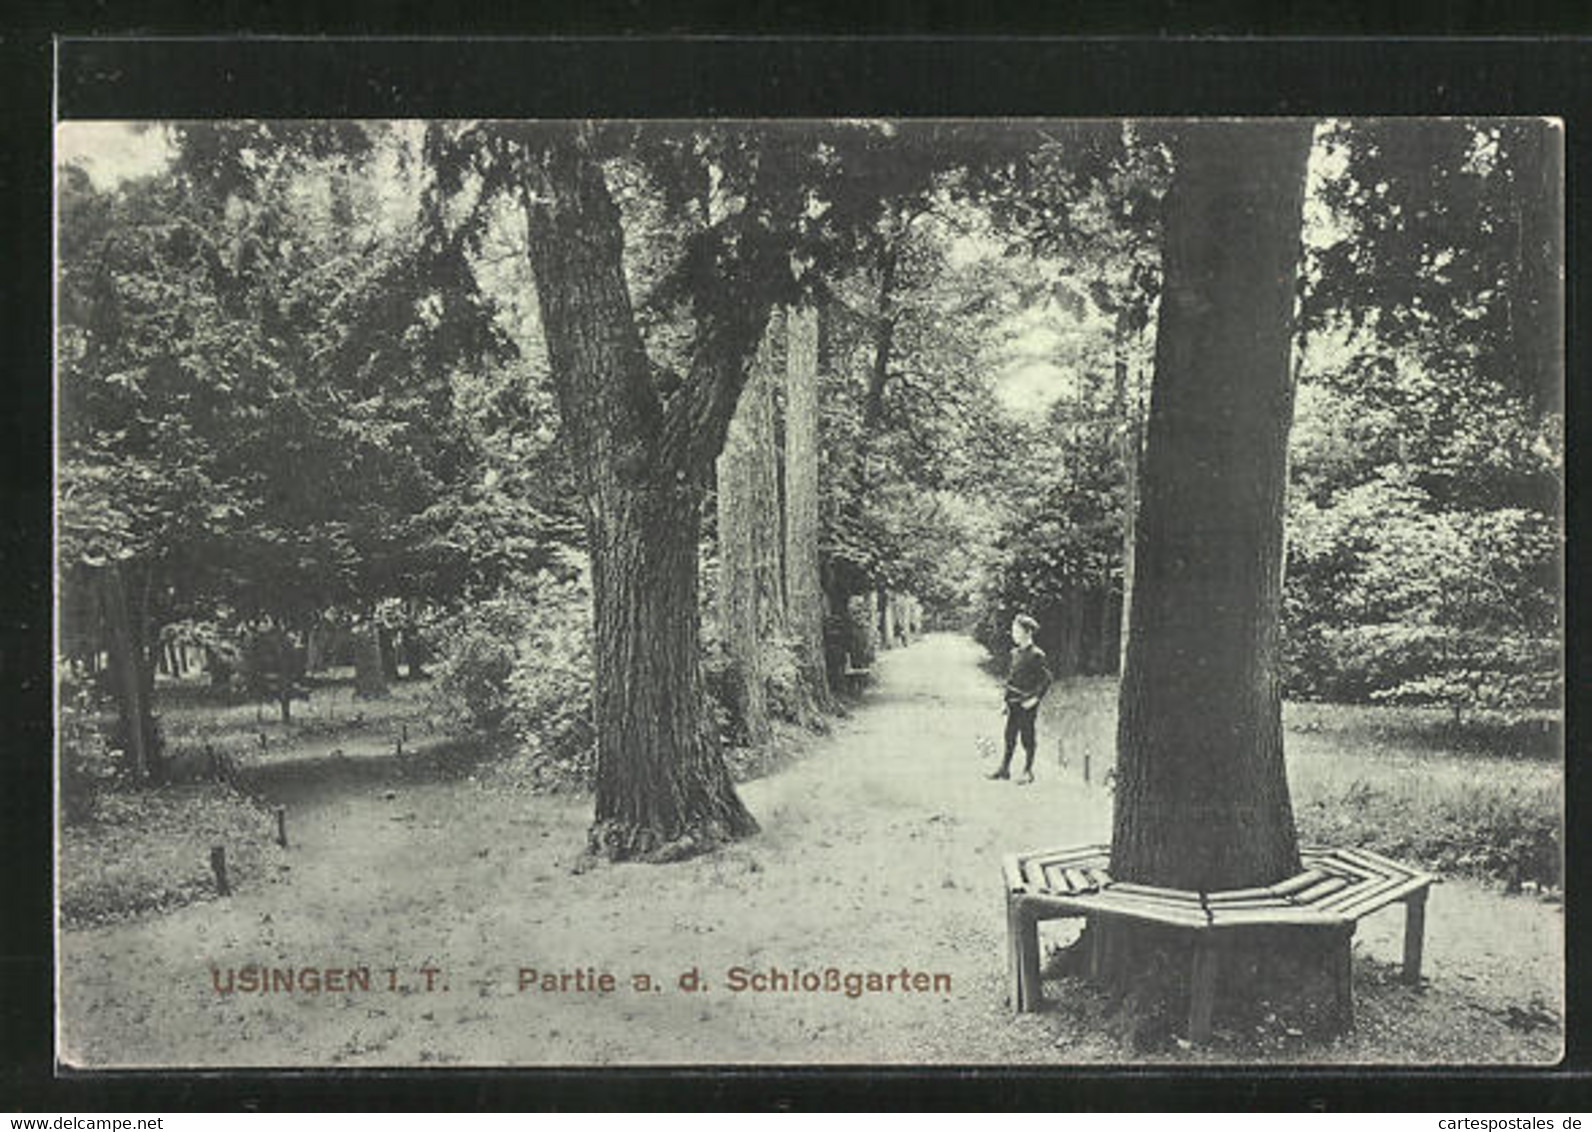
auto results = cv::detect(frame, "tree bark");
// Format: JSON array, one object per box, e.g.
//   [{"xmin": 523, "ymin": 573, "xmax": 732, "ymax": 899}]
[
  {"xmin": 716, "ymin": 318, "xmax": 785, "ymax": 745},
  {"xmin": 305, "ymin": 624, "xmax": 324, "ymax": 674},
  {"xmin": 781, "ymin": 303, "xmax": 835, "ymax": 711},
  {"xmin": 99, "ymin": 562, "xmax": 159, "ymax": 779},
  {"xmin": 1110, "ymin": 121, "xmax": 1313, "ymax": 894},
  {"xmin": 1508, "ymin": 120, "xmax": 1563, "ymax": 413},
  {"xmin": 378, "ymin": 626, "xmax": 401, "ymax": 682},
  {"xmin": 1114, "ymin": 311, "xmax": 1143, "ymax": 678},
  {"xmin": 353, "ymin": 623, "xmax": 388, "ymax": 699},
  {"xmin": 520, "ymin": 127, "xmax": 760, "ymax": 861}
]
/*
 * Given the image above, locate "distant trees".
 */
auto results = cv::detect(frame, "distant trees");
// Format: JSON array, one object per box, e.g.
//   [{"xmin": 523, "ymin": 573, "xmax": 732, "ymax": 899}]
[
  {"xmin": 716, "ymin": 316, "xmax": 788, "ymax": 744},
  {"xmin": 1286, "ymin": 119, "xmax": 1563, "ymax": 721},
  {"xmin": 57, "ymin": 122, "xmax": 548, "ymax": 767}
]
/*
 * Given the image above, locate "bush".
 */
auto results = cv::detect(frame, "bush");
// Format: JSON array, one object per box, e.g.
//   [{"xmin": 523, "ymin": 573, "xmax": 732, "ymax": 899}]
[
  {"xmin": 59, "ymin": 680, "xmax": 125, "ymax": 825},
  {"xmin": 429, "ymin": 568, "xmax": 595, "ymax": 790},
  {"xmin": 1284, "ymin": 470, "xmax": 1561, "ymax": 717},
  {"xmin": 1295, "ymin": 776, "xmax": 1560, "ymax": 889}
]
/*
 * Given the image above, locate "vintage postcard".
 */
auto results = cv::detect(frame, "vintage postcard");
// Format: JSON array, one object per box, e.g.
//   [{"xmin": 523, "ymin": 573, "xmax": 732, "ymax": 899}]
[{"xmin": 53, "ymin": 106, "xmax": 1564, "ymax": 1068}]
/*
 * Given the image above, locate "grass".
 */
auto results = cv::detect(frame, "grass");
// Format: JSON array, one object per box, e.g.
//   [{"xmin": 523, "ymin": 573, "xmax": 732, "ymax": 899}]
[
  {"xmin": 59, "ymin": 782, "xmax": 287, "ymax": 927},
  {"xmin": 59, "ymin": 670, "xmax": 442, "ymax": 927},
  {"xmin": 1037, "ymin": 676, "xmax": 1563, "ymax": 890},
  {"xmin": 62, "ymin": 666, "xmax": 1563, "ymax": 928}
]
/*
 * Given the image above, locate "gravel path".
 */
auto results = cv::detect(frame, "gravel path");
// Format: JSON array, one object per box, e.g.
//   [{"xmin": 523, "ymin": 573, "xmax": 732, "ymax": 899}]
[{"xmin": 57, "ymin": 634, "xmax": 1562, "ymax": 1066}]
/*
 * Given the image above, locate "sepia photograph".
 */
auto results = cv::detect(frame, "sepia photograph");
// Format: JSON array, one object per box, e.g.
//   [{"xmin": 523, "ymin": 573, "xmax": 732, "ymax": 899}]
[{"xmin": 52, "ymin": 115, "xmax": 1564, "ymax": 1068}]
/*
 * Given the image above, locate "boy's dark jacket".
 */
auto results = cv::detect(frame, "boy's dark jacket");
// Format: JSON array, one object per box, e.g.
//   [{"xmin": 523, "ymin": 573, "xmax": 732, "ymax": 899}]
[{"xmin": 1005, "ymin": 643, "xmax": 1052, "ymax": 706}]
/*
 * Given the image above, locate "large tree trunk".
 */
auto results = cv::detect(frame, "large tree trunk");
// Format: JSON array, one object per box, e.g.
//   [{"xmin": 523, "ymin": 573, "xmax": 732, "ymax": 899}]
[
  {"xmin": 1111, "ymin": 121, "xmax": 1312, "ymax": 892},
  {"xmin": 781, "ymin": 303, "xmax": 835, "ymax": 711},
  {"xmin": 520, "ymin": 128, "xmax": 759, "ymax": 861},
  {"xmin": 716, "ymin": 319, "xmax": 785, "ymax": 746},
  {"xmin": 1091, "ymin": 120, "xmax": 1316, "ymax": 1041}
]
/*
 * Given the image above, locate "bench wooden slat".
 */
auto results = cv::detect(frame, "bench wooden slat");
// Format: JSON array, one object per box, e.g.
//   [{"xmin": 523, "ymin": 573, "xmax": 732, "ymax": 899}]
[
  {"xmin": 1082, "ymin": 866, "xmax": 1111, "ymax": 889},
  {"xmin": 1035, "ymin": 861, "xmax": 1109, "ymax": 890},
  {"xmin": 1024, "ymin": 847, "xmax": 1109, "ymax": 871},
  {"xmin": 1313, "ymin": 871, "xmax": 1408, "ymax": 913},
  {"xmin": 1068, "ymin": 894, "xmax": 1210, "ymax": 928},
  {"xmin": 1002, "ymin": 853, "xmax": 1026, "ymax": 893},
  {"xmin": 1314, "ymin": 854, "xmax": 1379, "ymax": 882},
  {"xmin": 1331, "ymin": 874, "xmax": 1433, "ymax": 917},
  {"xmin": 1335, "ymin": 845, "xmax": 1429, "ymax": 883},
  {"xmin": 1025, "ymin": 845, "xmax": 1110, "ymax": 866},
  {"xmin": 1292, "ymin": 875, "xmax": 1354, "ymax": 904},
  {"xmin": 1062, "ymin": 867, "xmax": 1095, "ymax": 893},
  {"xmin": 1108, "ymin": 880, "xmax": 1206, "ymax": 903},
  {"xmin": 1206, "ymin": 884, "xmax": 1281, "ymax": 903},
  {"xmin": 1207, "ymin": 907, "xmax": 1347, "ymax": 927},
  {"xmin": 1203, "ymin": 894, "xmax": 1297, "ymax": 911},
  {"xmin": 1269, "ymin": 869, "xmax": 1327, "ymax": 897}
]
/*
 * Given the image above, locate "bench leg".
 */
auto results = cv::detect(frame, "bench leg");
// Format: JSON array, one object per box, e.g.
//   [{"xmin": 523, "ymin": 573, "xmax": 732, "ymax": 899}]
[
  {"xmin": 1187, "ymin": 937, "xmax": 1219, "ymax": 1044},
  {"xmin": 1007, "ymin": 896, "xmax": 1044, "ymax": 1012},
  {"xmin": 1332, "ymin": 925, "xmax": 1355, "ymax": 1029},
  {"xmin": 1402, "ymin": 887, "xmax": 1428, "ymax": 984}
]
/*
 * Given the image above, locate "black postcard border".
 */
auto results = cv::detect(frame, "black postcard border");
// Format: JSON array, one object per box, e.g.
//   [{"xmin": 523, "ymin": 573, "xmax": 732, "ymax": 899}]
[{"xmin": 5, "ymin": 29, "xmax": 1590, "ymax": 1112}]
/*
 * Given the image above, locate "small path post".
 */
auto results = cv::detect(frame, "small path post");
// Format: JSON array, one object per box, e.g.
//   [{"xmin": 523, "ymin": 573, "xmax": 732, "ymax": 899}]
[
  {"xmin": 1083, "ymin": 752, "xmax": 1091, "ymax": 785},
  {"xmin": 209, "ymin": 845, "xmax": 231, "ymax": 896},
  {"xmin": 274, "ymin": 805, "xmax": 288, "ymax": 848}
]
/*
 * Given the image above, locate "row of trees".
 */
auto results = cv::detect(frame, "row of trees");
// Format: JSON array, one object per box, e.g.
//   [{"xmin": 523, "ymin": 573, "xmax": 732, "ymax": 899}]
[
  {"xmin": 58, "ymin": 124, "xmax": 568, "ymax": 777},
  {"xmin": 57, "ymin": 121, "xmax": 1008, "ymax": 837}
]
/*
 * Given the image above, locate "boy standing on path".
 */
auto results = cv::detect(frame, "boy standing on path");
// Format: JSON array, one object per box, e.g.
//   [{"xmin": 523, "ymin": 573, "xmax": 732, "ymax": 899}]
[{"xmin": 988, "ymin": 613, "xmax": 1052, "ymax": 785}]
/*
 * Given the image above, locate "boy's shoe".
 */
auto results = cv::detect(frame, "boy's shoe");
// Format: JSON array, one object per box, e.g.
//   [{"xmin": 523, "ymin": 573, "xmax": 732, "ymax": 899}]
[
  {"xmin": 987, "ymin": 769, "xmax": 1010, "ymax": 780},
  {"xmin": 1017, "ymin": 771, "xmax": 1035, "ymax": 785}
]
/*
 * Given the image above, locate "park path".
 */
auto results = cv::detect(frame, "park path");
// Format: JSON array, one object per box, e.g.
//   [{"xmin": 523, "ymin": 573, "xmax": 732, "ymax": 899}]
[{"xmin": 57, "ymin": 634, "xmax": 1561, "ymax": 1066}]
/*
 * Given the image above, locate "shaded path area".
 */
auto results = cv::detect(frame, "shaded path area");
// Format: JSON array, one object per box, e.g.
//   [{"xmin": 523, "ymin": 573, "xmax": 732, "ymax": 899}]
[{"xmin": 58, "ymin": 635, "xmax": 1561, "ymax": 1065}]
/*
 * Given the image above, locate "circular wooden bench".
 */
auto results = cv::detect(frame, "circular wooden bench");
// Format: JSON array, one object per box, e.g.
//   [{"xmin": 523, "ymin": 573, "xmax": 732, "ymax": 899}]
[{"xmin": 1001, "ymin": 842, "xmax": 1434, "ymax": 1042}]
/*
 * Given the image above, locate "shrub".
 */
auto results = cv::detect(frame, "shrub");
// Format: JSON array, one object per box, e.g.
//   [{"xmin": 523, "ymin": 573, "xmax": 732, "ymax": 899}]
[
  {"xmin": 59, "ymin": 680, "xmax": 125, "ymax": 825},
  {"xmin": 429, "ymin": 568, "xmax": 595, "ymax": 790}
]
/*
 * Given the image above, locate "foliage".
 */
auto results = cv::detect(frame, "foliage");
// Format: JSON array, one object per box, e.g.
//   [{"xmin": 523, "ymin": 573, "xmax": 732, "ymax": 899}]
[
  {"xmin": 58, "ymin": 781, "xmax": 287, "ymax": 927},
  {"xmin": 1284, "ymin": 466, "xmax": 1560, "ymax": 716},
  {"xmin": 1277, "ymin": 119, "xmax": 1561, "ymax": 716},
  {"xmin": 59, "ymin": 681, "xmax": 125, "ymax": 825},
  {"xmin": 57, "ymin": 123, "xmax": 571, "ymax": 778},
  {"xmin": 976, "ymin": 424, "xmax": 1124, "ymax": 663},
  {"xmin": 428, "ymin": 564, "xmax": 595, "ymax": 790}
]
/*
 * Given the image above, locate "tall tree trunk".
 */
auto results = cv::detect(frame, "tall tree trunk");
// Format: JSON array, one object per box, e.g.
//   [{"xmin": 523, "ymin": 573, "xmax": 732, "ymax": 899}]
[
  {"xmin": 378, "ymin": 626, "xmax": 401, "ymax": 682},
  {"xmin": 716, "ymin": 318, "xmax": 785, "ymax": 745},
  {"xmin": 305, "ymin": 624, "xmax": 324, "ymax": 674},
  {"xmin": 402, "ymin": 626, "xmax": 426, "ymax": 680},
  {"xmin": 879, "ymin": 588, "xmax": 896, "ymax": 650},
  {"xmin": 520, "ymin": 128, "xmax": 759, "ymax": 861},
  {"xmin": 782, "ymin": 303, "xmax": 835, "ymax": 710},
  {"xmin": 1509, "ymin": 120, "xmax": 1563, "ymax": 415},
  {"xmin": 1110, "ymin": 121, "xmax": 1313, "ymax": 893},
  {"xmin": 353, "ymin": 623, "xmax": 388, "ymax": 699},
  {"xmin": 99, "ymin": 563, "xmax": 159, "ymax": 779}
]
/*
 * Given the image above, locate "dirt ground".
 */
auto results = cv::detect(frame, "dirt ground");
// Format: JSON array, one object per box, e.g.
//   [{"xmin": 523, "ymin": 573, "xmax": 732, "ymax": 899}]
[{"xmin": 56, "ymin": 634, "xmax": 1563, "ymax": 1067}]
